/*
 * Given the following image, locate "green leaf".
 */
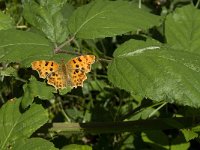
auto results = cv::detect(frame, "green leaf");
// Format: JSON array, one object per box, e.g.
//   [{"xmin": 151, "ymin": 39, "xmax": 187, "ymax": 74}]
[
  {"xmin": 120, "ymin": 133, "xmax": 135, "ymax": 150},
  {"xmin": 13, "ymin": 138, "xmax": 58, "ymax": 150},
  {"xmin": 0, "ymin": 29, "xmax": 53, "ymax": 66},
  {"xmin": 21, "ymin": 76, "xmax": 56, "ymax": 109},
  {"xmin": 58, "ymin": 87, "xmax": 72, "ymax": 95},
  {"xmin": 0, "ymin": 67, "xmax": 17, "ymax": 77},
  {"xmin": 181, "ymin": 129, "xmax": 198, "ymax": 142},
  {"xmin": 0, "ymin": 11, "xmax": 14, "ymax": 30},
  {"xmin": 68, "ymin": 0, "xmax": 160, "ymax": 39},
  {"xmin": 23, "ymin": 0, "xmax": 72, "ymax": 43},
  {"xmin": 129, "ymin": 107, "xmax": 159, "ymax": 121},
  {"xmin": 0, "ymin": 29, "xmax": 78, "ymax": 66},
  {"xmin": 0, "ymin": 99, "xmax": 48, "ymax": 149},
  {"xmin": 21, "ymin": 76, "xmax": 72, "ymax": 108},
  {"xmin": 82, "ymin": 80, "xmax": 108, "ymax": 95},
  {"xmin": 0, "ymin": 66, "xmax": 27, "ymax": 82},
  {"xmin": 191, "ymin": 124, "xmax": 200, "ymax": 133},
  {"xmin": 166, "ymin": 5, "xmax": 200, "ymax": 53},
  {"xmin": 61, "ymin": 144, "xmax": 92, "ymax": 150},
  {"xmin": 142, "ymin": 131, "xmax": 190, "ymax": 150},
  {"xmin": 108, "ymin": 39, "xmax": 200, "ymax": 107}
]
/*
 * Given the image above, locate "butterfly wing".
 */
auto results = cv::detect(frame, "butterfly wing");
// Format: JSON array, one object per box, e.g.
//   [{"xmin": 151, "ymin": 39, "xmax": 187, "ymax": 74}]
[
  {"xmin": 66, "ymin": 55, "xmax": 95, "ymax": 88},
  {"xmin": 31, "ymin": 60, "xmax": 67, "ymax": 89},
  {"xmin": 32, "ymin": 60, "xmax": 59, "ymax": 78}
]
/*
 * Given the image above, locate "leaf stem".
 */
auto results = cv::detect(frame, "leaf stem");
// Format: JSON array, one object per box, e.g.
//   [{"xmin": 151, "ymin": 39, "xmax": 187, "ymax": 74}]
[
  {"xmin": 138, "ymin": 0, "xmax": 141, "ymax": 8},
  {"xmin": 195, "ymin": 0, "xmax": 200, "ymax": 8},
  {"xmin": 60, "ymin": 109, "xmax": 71, "ymax": 122},
  {"xmin": 121, "ymin": 101, "xmax": 165, "ymax": 120},
  {"xmin": 148, "ymin": 102, "xmax": 167, "ymax": 118},
  {"xmin": 54, "ymin": 36, "xmax": 75, "ymax": 53},
  {"xmin": 54, "ymin": 49, "xmax": 81, "ymax": 55},
  {"xmin": 98, "ymin": 57, "xmax": 112, "ymax": 63},
  {"xmin": 58, "ymin": 99, "xmax": 72, "ymax": 122}
]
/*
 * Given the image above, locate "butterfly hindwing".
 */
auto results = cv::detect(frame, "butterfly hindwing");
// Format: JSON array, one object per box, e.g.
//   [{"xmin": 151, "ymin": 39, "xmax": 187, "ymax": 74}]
[
  {"xmin": 47, "ymin": 70, "xmax": 67, "ymax": 89},
  {"xmin": 66, "ymin": 55, "xmax": 95, "ymax": 88}
]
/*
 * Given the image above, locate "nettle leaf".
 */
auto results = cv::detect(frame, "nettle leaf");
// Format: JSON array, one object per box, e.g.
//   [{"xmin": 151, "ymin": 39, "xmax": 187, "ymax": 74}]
[
  {"xmin": 108, "ymin": 39, "xmax": 200, "ymax": 107},
  {"xmin": 166, "ymin": 5, "xmax": 200, "ymax": 53},
  {"xmin": 13, "ymin": 138, "xmax": 58, "ymax": 150},
  {"xmin": 0, "ymin": 29, "xmax": 52, "ymax": 67},
  {"xmin": 181, "ymin": 129, "xmax": 198, "ymax": 142},
  {"xmin": 0, "ymin": 11, "xmax": 14, "ymax": 30},
  {"xmin": 21, "ymin": 76, "xmax": 56, "ymax": 109},
  {"xmin": 0, "ymin": 99, "xmax": 48, "ymax": 149},
  {"xmin": 23, "ymin": 0, "xmax": 72, "ymax": 43},
  {"xmin": 68, "ymin": 0, "xmax": 160, "ymax": 39}
]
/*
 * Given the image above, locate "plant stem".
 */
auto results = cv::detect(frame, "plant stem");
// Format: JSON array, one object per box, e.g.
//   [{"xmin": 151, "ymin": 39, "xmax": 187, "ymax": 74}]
[{"xmin": 49, "ymin": 117, "xmax": 200, "ymax": 134}]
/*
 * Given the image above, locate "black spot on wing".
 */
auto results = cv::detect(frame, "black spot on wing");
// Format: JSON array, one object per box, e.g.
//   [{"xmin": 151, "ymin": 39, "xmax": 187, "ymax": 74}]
[
  {"xmin": 45, "ymin": 62, "xmax": 49, "ymax": 66},
  {"xmin": 78, "ymin": 57, "xmax": 82, "ymax": 62}
]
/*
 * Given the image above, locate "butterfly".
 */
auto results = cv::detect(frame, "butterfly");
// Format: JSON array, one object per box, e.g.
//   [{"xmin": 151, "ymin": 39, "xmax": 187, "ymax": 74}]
[{"xmin": 31, "ymin": 55, "xmax": 95, "ymax": 90}]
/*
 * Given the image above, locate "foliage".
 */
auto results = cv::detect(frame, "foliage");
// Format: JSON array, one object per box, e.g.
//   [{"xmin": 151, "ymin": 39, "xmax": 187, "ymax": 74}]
[{"xmin": 1, "ymin": 0, "xmax": 200, "ymax": 149}]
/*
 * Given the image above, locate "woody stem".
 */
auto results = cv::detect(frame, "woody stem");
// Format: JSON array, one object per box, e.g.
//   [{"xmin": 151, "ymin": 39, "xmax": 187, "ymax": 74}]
[{"xmin": 54, "ymin": 36, "xmax": 75, "ymax": 53}]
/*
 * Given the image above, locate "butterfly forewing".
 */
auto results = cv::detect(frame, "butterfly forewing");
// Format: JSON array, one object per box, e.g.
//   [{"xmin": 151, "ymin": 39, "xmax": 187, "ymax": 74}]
[
  {"xmin": 32, "ymin": 60, "xmax": 66, "ymax": 89},
  {"xmin": 31, "ymin": 60, "xmax": 59, "ymax": 78}
]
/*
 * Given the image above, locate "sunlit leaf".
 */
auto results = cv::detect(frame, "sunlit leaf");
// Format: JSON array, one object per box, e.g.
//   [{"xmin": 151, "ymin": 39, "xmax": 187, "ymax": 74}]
[
  {"xmin": 181, "ymin": 129, "xmax": 198, "ymax": 142},
  {"xmin": 0, "ymin": 29, "xmax": 52, "ymax": 66},
  {"xmin": 12, "ymin": 138, "xmax": 58, "ymax": 150},
  {"xmin": 108, "ymin": 39, "xmax": 200, "ymax": 107},
  {"xmin": 23, "ymin": 0, "xmax": 72, "ymax": 43},
  {"xmin": 61, "ymin": 144, "xmax": 92, "ymax": 150},
  {"xmin": 68, "ymin": 0, "xmax": 160, "ymax": 39},
  {"xmin": 166, "ymin": 5, "xmax": 200, "ymax": 53}
]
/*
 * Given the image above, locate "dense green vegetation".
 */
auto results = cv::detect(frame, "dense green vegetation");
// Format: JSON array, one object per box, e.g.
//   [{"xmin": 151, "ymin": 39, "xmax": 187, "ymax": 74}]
[{"xmin": 1, "ymin": 0, "xmax": 200, "ymax": 149}]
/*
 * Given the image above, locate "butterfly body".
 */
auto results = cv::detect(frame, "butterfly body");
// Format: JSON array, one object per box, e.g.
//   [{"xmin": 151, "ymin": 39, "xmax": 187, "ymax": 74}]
[{"xmin": 31, "ymin": 55, "xmax": 95, "ymax": 90}]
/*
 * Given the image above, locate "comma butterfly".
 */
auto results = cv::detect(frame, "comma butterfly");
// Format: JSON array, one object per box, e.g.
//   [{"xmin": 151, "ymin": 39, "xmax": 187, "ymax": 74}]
[{"xmin": 31, "ymin": 55, "xmax": 95, "ymax": 90}]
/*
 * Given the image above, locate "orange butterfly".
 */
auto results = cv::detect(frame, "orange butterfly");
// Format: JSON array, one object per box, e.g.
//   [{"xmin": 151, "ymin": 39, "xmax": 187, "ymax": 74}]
[{"xmin": 31, "ymin": 55, "xmax": 95, "ymax": 89}]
